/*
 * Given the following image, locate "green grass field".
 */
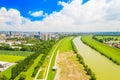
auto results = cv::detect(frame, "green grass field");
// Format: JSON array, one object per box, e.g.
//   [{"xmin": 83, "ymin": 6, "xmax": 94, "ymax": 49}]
[
  {"xmin": 95, "ymin": 36, "xmax": 120, "ymax": 41},
  {"xmin": 0, "ymin": 51, "xmax": 31, "ymax": 79},
  {"xmin": 2, "ymin": 65, "xmax": 15, "ymax": 79},
  {"xmin": 46, "ymin": 40, "xmax": 62, "ymax": 80},
  {"xmin": 37, "ymin": 39, "xmax": 62, "ymax": 79},
  {"xmin": 47, "ymin": 37, "xmax": 73, "ymax": 80},
  {"xmin": 0, "ymin": 50, "xmax": 33, "ymax": 56},
  {"xmin": 0, "ymin": 55, "xmax": 25, "ymax": 62},
  {"xmin": 59, "ymin": 37, "xmax": 73, "ymax": 53},
  {"xmin": 81, "ymin": 35, "xmax": 120, "ymax": 64},
  {"xmin": 25, "ymin": 54, "xmax": 43, "ymax": 80},
  {"xmin": 14, "ymin": 54, "xmax": 43, "ymax": 80}
]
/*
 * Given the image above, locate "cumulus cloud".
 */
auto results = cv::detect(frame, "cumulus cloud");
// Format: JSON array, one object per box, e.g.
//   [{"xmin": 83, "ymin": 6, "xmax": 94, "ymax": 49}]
[
  {"xmin": 0, "ymin": 0, "xmax": 120, "ymax": 32},
  {"xmin": 30, "ymin": 11, "xmax": 44, "ymax": 17}
]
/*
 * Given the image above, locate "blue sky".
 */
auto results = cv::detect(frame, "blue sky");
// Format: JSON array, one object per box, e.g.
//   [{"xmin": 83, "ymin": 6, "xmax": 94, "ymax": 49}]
[
  {"xmin": 0, "ymin": 0, "xmax": 119, "ymax": 32},
  {"xmin": 0, "ymin": 0, "xmax": 89, "ymax": 21}
]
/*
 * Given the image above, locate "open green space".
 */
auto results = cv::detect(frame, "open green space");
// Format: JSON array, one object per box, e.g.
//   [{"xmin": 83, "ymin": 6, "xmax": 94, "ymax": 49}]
[
  {"xmin": 25, "ymin": 54, "xmax": 43, "ymax": 80},
  {"xmin": 73, "ymin": 36, "xmax": 120, "ymax": 80},
  {"xmin": 37, "ymin": 40, "xmax": 62, "ymax": 79},
  {"xmin": 0, "ymin": 50, "xmax": 33, "ymax": 56},
  {"xmin": 8, "ymin": 40, "xmax": 55, "ymax": 80},
  {"xmin": 46, "ymin": 40, "xmax": 62, "ymax": 80},
  {"xmin": 14, "ymin": 54, "xmax": 43, "ymax": 80},
  {"xmin": 2, "ymin": 65, "xmax": 15, "ymax": 79},
  {"xmin": 1, "ymin": 50, "xmax": 31, "ymax": 79},
  {"xmin": 47, "ymin": 37, "xmax": 73, "ymax": 80},
  {"xmin": 0, "ymin": 55, "xmax": 25, "ymax": 62},
  {"xmin": 59, "ymin": 37, "xmax": 73, "ymax": 53},
  {"xmin": 81, "ymin": 35, "xmax": 120, "ymax": 64},
  {"xmin": 95, "ymin": 35, "xmax": 120, "ymax": 41},
  {"xmin": 37, "ymin": 59, "xmax": 48, "ymax": 79}
]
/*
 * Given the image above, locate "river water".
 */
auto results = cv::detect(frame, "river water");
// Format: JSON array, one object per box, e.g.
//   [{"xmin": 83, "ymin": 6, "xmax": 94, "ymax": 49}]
[{"xmin": 73, "ymin": 37, "xmax": 120, "ymax": 80}]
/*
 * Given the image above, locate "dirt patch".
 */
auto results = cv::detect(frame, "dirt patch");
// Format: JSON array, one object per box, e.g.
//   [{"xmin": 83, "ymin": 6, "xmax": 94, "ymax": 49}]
[{"xmin": 54, "ymin": 52, "xmax": 89, "ymax": 80}]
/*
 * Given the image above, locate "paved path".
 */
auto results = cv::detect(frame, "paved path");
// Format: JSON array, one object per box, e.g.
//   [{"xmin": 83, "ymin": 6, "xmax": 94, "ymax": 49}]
[
  {"xmin": 34, "ymin": 68, "xmax": 42, "ymax": 80},
  {"xmin": 73, "ymin": 36, "xmax": 120, "ymax": 80},
  {"xmin": 34, "ymin": 40, "xmax": 61, "ymax": 80},
  {"xmin": 44, "ymin": 40, "xmax": 62, "ymax": 80}
]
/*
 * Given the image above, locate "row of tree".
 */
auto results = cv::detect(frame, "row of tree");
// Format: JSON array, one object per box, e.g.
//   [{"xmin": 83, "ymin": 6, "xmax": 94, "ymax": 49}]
[
  {"xmin": 92, "ymin": 36, "xmax": 103, "ymax": 43},
  {"xmin": 93, "ymin": 36, "xmax": 119, "ymax": 43},
  {"xmin": 0, "ymin": 38, "xmax": 43, "ymax": 51},
  {"xmin": 11, "ymin": 40, "xmax": 55, "ymax": 79},
  {"xmin": 0, "ymin": 43, "xmax": 36, "ymax": 51},
  {"xmin": 32, "ymin": 40, "xmax": 55, "ymax": 77}
]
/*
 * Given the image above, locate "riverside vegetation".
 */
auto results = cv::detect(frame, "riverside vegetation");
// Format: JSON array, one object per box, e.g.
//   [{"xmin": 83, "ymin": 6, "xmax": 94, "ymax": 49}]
[
  {"xmin": 81, "ymin": 35, "xmax": 120, "ymax": 65},
  {"xmin": 72, "ymin": 39, "xmax": 96, "ymax": 80}
]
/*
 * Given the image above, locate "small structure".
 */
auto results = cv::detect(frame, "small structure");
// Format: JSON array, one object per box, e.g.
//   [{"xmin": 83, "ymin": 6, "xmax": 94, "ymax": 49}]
[
  {"xmin": 0, "ymin": 61, "xmax": 14, "ymax": 72},
  {"xmin": 0, "ymin": 61, "xmax": 8, "ymax": 72},
  {"xmin": 0, "ymin": 61, "xmax": 8, "ymax": 67},
  {"xmin": 52, "ymin": 66, "xmax": 57, "ymax": 71}
]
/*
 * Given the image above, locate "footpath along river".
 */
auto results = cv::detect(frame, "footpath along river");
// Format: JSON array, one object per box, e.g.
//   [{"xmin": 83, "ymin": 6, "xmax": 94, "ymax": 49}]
[{"xmin": 73, "ymin": 36, "xmax": 120, "ymax": 80}]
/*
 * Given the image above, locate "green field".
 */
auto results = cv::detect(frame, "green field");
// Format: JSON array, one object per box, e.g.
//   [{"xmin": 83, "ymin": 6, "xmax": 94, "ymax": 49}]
[
  {"xmin": 46, "ymin": 40, "xmax": 62, "ymax": 80},
  {"xmin": 37, "ymin": 41, "xmax": 60, "ymax": 79},
  {"xmin": 47, "ymin": 37, "xmax": 73, "ymax": 80},
  {"xmin": 0, "ymin": 50, "xmax": 33, "ymax": 56},
  {"xmin": 0, "ymin": 50, "xmax": 32, "ymax": 79},
  {"xmin": 14, "ymin": 54, "xmax": 43, "ymax": 80},
  {"xmin": 95, "ymin": 35, "xmax": 120, "ymax": 41},
  {"xmin": 2, "ymin": 65, "xmax": 15, "ymax": 79},
  {"xmin": 81, "ymin": 35, "xmax": 120, "ymax": 64},
  {"xmin": 0, "ymin": 55, "xmax": 25, "ymax": 62},
  {"xmin": 59, "ymin": 37, "xmax": 73, "ymax": 53}
]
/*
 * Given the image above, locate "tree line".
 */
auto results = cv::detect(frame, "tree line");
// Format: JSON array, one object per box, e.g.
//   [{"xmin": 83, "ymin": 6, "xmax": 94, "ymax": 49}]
[{"xmin": 11, "ymin": 40, "xmax": 55, "ymax": 79}]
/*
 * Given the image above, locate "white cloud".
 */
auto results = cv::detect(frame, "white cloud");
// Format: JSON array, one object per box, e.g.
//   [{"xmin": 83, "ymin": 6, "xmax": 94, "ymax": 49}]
[
  {"xmin": 0, "ymin": 7, "xmax": 30, "ymax": 30},
  {"xmin": 30, "ymin": 11, "xmax": 44, "ymax": 17},
  {"xmin": 0, "ymin": 0, "xmax": 120, "ymax": 32}
]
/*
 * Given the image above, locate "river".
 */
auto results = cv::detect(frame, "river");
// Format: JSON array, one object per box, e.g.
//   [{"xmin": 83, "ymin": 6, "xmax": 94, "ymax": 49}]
[{"xmin": 73, "ymin": 36, "xmax": 120, "ymax": 80}]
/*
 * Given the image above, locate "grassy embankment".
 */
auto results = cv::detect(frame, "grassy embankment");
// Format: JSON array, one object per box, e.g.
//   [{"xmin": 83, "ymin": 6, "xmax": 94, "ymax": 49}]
[
  {"xmin": 37, "ymin": 40, "xmax": 62, "ymax": 79},
  {"xmin": 47, "ymin": 37, "xmax": 90, "ymax": 80},
  {"xmin": 47, "ymin": 37, "xmax": 74, "ymax": 80},
  {"xmin": 46, "ymin": 39, "xmax": 63, "ymax": 80},
  {"xmin": 81, "ymin": 35, "xmax": 120, "ymax": 65},
  {"xmin": 14, "ymin": 54, "xmax": 43, "ymax": 80},
  {"xmin": 2, "ymin": 65, "xmax": 15, "ymax": 79}
]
